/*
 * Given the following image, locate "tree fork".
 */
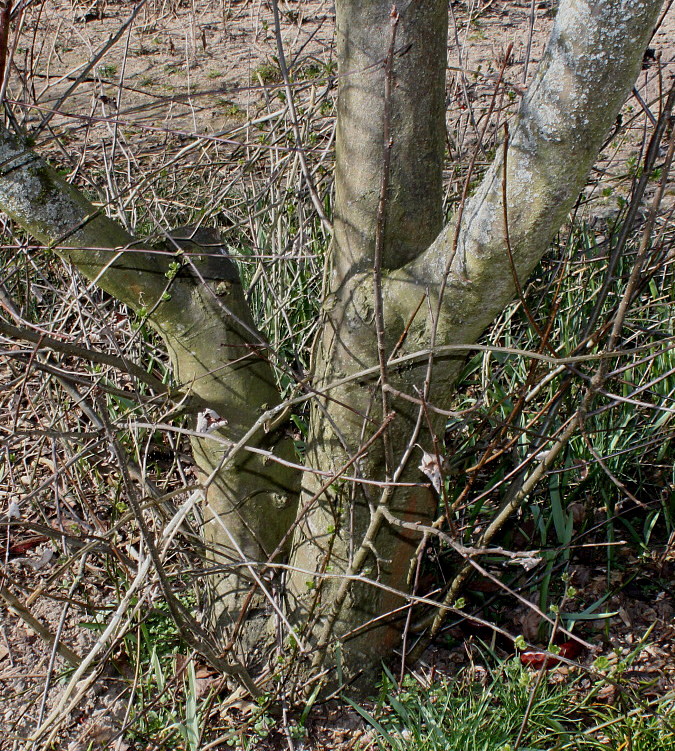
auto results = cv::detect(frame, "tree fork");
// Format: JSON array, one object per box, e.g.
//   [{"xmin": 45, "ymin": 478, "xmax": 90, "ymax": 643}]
[
  {"xmin": 286, "ymin": 0, "xmax": 662, "ymax": 684},
  {"xmin": 0, "ymin": 0, "xmax": 664, "ymax": 692}
]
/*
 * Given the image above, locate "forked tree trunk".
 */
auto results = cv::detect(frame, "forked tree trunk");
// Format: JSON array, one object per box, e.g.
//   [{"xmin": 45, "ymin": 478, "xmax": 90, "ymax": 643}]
[
  {"xmin": 0, "ymin": 0, "xmax": 662, "ymax": 689},
  {"xmin": 284, "ymin": 0, "xmax": 662, "ymax": 680}
]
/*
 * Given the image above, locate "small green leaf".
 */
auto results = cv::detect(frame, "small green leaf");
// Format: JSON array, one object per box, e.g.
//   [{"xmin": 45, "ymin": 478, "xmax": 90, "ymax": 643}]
[{"xmin": 593, "ymin": 655, "xmax": 611, "ymax": 671}]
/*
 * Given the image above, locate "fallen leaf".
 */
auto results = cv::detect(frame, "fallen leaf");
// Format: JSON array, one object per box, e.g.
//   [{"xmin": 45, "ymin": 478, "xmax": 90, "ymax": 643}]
[
  {"xmin": 596, "ymin": 683, "xmax": 616, "ymax": 704},
  {"xmin": 558, "ymin": 640, "xmax": 584, "ymax": 660},
  {"xmin": 519, "ymin": 609, "xmax": 542, "ymax": 642},
  {"xmin": 30, "ymin": 547, "xmax": 55, "ymax": 570},
  {"xmin": 520, "ymin": 640, "xmax": 584, "ymax": 670},
  {"xmin": 520, "ymin": 651, "xmax": 561, "ymax": 669},
  {"xmin": 196, "ymin": 409, "xmax": 228, "ymax": 434},
  {"xmin": 8, "ymin": 536, "xmax": 49, "ymax": 556}
]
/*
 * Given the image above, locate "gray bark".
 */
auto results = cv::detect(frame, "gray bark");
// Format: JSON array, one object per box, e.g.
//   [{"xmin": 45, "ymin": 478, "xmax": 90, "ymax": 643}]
[{"xmin": 285, "ymin": 0, "xmax": 662, "ymax": 681}]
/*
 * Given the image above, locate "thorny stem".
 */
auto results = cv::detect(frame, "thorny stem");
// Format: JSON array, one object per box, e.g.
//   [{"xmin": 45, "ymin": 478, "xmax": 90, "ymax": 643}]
[
  {"xmin": 446, "ymin": 42, "xmax": 514, "ymax": 283},
  {"xmin": 407, "ymin": 413, "xmax": 580, "ymax": 658},
  {"xmin": 582, "ymin": 83, "xmax": 675, "ymax": 340},
  {"xmin": 604, "ymin": 84, "xmax": 675, "ymax": 358},
  {"xmin": 32, "ymin": 0, "xmax": 147, "ymax": 137},
  {"xmin": 501, "ymin": 122, "xmax": 558, "ymax": 358},
  {"xmin": 0, "ymin": 585, "xmax": 82, "ymax": 667},
  {"xmin": 0, "ymin": 319, "xmax": 169, "ymax": 394},
  {"xmin": 380, "ymin": 505, "xmax": 592, "ymax": 648},
  {"xmin": 0, "ymin": 0, "xmax": 11, "ymax": 99},
  {"xmin": 308, "ymin": 412, "xmax": 397, "ymax": 668},
  {"xmin": 411, "ymin": 83, "xmax": 675, "ymax": 659}
]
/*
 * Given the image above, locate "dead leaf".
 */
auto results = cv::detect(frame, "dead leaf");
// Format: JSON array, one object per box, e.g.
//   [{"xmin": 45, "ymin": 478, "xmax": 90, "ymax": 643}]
[
  {"xmin": 520, "ymin": 650, "xmax": 561, "ymax": 669},
  {"xmin": 196, "ymin": 409, "xmax": 228, "ymax": 434},
  {"xmin": 514, "ymin": 554, "xmax": 542, "ymax": 571},
  {"xmin": 418, "ymin": 448, "xmax": 444, "ymax": 494},
  {"xmin": 8, "ymin": 536, "xmax": 49, "ymax": 556},
  {"xmin": 174, "ymin": 652, "xmax": 189, "ymax": 678},
  {"xmin": 30, "ymin": 547, "xmax": 55, "ymax": 570},
  {"xmin": 618, "ymin": 606, "xmax": 632, "ymax": 627},
  {"xmin": 520, "ymin": 609, "xmax": 542, "ymax": 642},
  {"xmin": 196, "ymin": 672, "xmax": 220, "ymax": 699},
  {"xmin": 596, "ymin": 683, "xmax": 616, "ymax": 704}
]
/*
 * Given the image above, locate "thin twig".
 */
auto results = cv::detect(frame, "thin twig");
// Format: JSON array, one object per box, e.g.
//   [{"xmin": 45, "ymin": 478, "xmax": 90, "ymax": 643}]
[
  {"xmin": 270, "ymin": 0, "xmax": 332, "ymax": 234},
  {"xmin": 0, "ymin": 585, "xmax": 82, "ymax": 667},
  {"xmin": 372, "ymin": 6, "xmax": 400, "ymax": 476}
]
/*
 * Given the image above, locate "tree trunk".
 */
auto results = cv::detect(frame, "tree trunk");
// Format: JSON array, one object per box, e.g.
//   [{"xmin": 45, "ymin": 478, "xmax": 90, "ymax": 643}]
[
  {"xmin": 284, "ymin": 0, "xmax": 449, "ymax": 676},
  {"xmin": 0, "ymin": 0, "xmax": 662, "ymax": 690},
  {"xmin": 284, "ymin": 0, "xmax": 662, "ymax": 683},
  {"xmin": 0, "ymin": 130, "xmax": 301, "ymax": 655}
]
